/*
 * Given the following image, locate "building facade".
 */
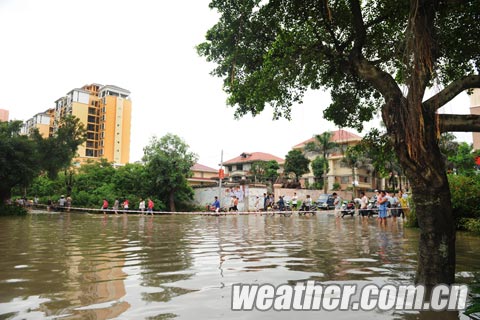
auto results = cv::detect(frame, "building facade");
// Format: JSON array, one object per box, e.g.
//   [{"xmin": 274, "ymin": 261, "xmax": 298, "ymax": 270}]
[
  {"xmin": 21, "ymin": 109, "xmax": 54, "ymax": 137},
  {"xmin": 188, "ymin": 163, "xmax": 218, "ymax": 187},
  {"xmin": 293, "ymin": 129, "xmax": 379, "ymax": 193},
  {"xmin": 20, "ymin": 83, "xmax": 132, "ymax": 166},
  {"xmin": 223, "ymin": 152, "xmax": 285, "ymax": 183},
  {"xmin": 0, "ymin": 109, "xmax": 9, "ymax": 122}
]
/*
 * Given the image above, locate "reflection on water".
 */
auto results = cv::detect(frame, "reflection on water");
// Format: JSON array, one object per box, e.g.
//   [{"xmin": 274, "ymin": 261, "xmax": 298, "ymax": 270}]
[{"xmin": 0, "ymin": 213, "xmax": 478, "ymax": 319}]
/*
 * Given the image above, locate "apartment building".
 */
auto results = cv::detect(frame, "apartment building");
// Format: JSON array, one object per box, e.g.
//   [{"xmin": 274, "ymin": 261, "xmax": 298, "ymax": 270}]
[
  {"xmin": 20, "ymin": 109, "xmax": 54, "ymax": 137},
  {"xmin": 22, "ymin": 83, "xmax": 132, "ymax": 166}
]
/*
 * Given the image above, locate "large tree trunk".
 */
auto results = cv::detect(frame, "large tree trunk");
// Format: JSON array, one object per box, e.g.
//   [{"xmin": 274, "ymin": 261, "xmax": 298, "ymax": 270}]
[
  {"xmin": 413, "ymin": 183, "xmax": 456, "ymax": 285},
  {"xmin": 383, "ymin": 94, "xmax": 456, "ymax": 285},
  {"xmin": 0, "ymin": 186, "xmax": 12, "ymax": 204},
  {"xmin": 169, "ymin": 190, "xmax": 176, "ymax": 212}
]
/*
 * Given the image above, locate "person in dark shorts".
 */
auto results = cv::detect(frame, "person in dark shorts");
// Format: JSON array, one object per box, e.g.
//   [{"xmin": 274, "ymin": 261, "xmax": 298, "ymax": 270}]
[{"xmin": 359, "ymin": 191, "xmax": 369, "ymax": 219}]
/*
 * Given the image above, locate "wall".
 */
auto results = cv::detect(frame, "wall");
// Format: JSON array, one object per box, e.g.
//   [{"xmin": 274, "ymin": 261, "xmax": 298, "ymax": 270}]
[{"xmin": 194, "ymin": 186, "xmax": 267, "ymax": 211}]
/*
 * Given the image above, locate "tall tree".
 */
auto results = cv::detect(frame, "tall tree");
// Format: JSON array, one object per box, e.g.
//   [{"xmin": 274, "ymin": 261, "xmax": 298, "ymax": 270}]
[
  {"xmin": 198, "ymin": 0, "xmax": 480, "ymax": 285},
  {"xmin": 311, "ymin": 156, "xmax": 329, "ymax": 189},
  {"xmin": 283, "ymin": 149, "xmax": 310, "ymax": 184},
  {"xmin": 342, "ymin": 146, "xmax": 371, "ymax": 198},
  {"xmin": 0, "ymin": 121, "xmax": 41, "ymax": 201},
  {"xmin": 304, "ymin": 132, "xmax": 338, "ymax": 193},
  {"xmin": 0, "ymin": 117, "xmax": 85, "ymax": 202},
  {"xmin": 142, "ymin": 134, "xmax": 198, "ymax": 212},
  {"xmin": 33, "ymin": 115, "xmax": 86, "ymax": 179}
]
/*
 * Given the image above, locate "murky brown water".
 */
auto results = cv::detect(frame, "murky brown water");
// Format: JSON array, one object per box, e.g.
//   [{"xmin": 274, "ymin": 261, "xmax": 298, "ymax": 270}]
[{"xmin": 0, "ymin": 212, "xmax": 478, "ymax": 319}]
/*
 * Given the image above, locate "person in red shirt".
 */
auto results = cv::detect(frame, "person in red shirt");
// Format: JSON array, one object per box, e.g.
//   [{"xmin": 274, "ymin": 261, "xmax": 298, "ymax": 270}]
[
  {"xmin": 102, "ymin": 198, "xmax": 109, "ymax": 215},
  {"xmin": 147, "ymin": 198, "xmax": 154, "ymax": 215},
  {"xmin": 122, "ymin": 199, "xmax": 129, "ymax": 213}
]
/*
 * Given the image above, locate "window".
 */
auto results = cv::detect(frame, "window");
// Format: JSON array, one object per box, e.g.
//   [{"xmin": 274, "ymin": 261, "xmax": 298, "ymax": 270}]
[
  {"xmin": 236, "ymin": 164, "xmax": 243, "ymax": 171},
  {"xmin": 341, "ymin": 176, "xmax": 350, "ymax": 184}
]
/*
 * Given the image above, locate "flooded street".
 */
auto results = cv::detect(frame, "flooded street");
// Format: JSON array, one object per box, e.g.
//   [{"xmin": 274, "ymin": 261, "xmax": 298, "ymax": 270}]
[{"xmin": 0, "ymin": 212, "xmax": 479, "ymax": 319}]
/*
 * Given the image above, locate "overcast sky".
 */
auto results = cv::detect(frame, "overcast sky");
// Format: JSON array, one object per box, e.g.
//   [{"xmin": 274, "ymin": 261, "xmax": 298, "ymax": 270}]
[{"xmin": 0, "ymin": 0, "xmax": 473, "ymax": 168}]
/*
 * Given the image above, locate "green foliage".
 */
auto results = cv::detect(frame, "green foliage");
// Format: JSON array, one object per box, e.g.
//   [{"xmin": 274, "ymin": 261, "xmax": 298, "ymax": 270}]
[
  {"xmin": 143, "ymin": 133, "xmax": 198, "ymax": 211},
  {"xmin": 332, "ymin": 182, "xmax": 341, "ymax": 191},
  {"xmin": 33, "ymin": 115, "xmax": 86, "ymax": 179},
  {"xmin": 0, "ymin": 117, "xmax": 85, "ymax": 202},
  {"xmin": 448, "ymin": 174, "xmax": 480, "ymax": 220},
  {"xmin": 311, "ymin": 156, "xmax": 328, "ymax": 183},
  {"xmin": 356, "ymin": 129, "xmax": 400, "ymax": 177},
  {"xmin": 310, "ymin": 182, "xmax": 323, "ymax": 190},
  {"xmin": 198, "ymin": 1, "xmax": 479, "ymax": 124},
  {"xmin": 283, "ymin": 150, "xmax": 310, "ymax": 181},
  {"xmin": 264, "ymin": 160, "xmax": 280, "ymax": 182},
  {"xmin": 458, "ymin": 218, "xmax": 480, "ymax": 234},
  {"xmin": 305, "ymin": 132, "xmax": 338, "ymax": 192},
  {"xmin": 448, "ymin": 143, "xmax": 478, "ymax": 175},
  {"xmin": 0, "ymin": 121, "xmax": 42, "ymax": 201},
  {"xmin": 0, "ymin": 204, "xmax": 28, "ymax": 216}
]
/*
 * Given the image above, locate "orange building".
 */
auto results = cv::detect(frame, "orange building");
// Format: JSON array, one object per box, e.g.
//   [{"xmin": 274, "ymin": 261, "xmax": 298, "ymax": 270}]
[
  {"xmin": 22, "ymin": 83, "xmax": 132, "ymax": 166},
  {"xmin": 0, "ymin": 109, "xmax": 9, "ymax": 122},
  {"xmin": 20, "ymin": 109, "xmax": 54, "ymax": 137},
  {"xmin": 53, "ymin": 83, "xmax": 132, "ymax": 166}
]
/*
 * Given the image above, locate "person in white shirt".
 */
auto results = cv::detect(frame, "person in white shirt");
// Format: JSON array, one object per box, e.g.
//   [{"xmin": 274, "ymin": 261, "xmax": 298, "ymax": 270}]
[{"xmin": 359, "ymin": 191, "xmax": 369, "ymax": 219}]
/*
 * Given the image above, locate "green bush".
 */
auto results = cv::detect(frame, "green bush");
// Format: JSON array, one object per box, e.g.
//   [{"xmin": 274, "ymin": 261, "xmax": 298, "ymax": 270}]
[
  {"xmin": 448, "ymin": 174, "xmax": 480, "ymax": 220},
  {"xmin": 0, "ymin": 204, "xmax": 28, "ymax": 216},
  {"xmin": 458, "ymin": 218, "xmax": 480, "ymax": 234}
]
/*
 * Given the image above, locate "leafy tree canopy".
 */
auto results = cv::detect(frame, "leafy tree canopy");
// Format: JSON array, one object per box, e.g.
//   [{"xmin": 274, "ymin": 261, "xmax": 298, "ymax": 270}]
[
  {"xmin": 283, "ymin": 149, "xmax": 310, "ymax": 181},
  {"xmin": 142, "ymin": 133, "xmax": 198, "ymax": 211},
  {"xmin": 0, "ymin": 117, "xmax": 85, "ymax": 202}
]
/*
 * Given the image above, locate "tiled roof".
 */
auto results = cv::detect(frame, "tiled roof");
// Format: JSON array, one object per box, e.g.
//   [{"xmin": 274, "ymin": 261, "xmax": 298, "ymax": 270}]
[
  {"xmin": 223, "ymin": 152, "xmax": 284, "ymax": 165},
  {"xmin": 191, "ymin": 163, "xmax": 217, "ymax": 172},
  {"xmin": 293, "ymin": 129, "xmax": 362, "ymax": 149}
]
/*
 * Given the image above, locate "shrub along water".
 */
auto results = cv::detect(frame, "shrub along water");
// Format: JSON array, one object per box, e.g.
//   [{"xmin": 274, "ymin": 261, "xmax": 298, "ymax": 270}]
[{"xmin": 0, "ymin": 204, "xmax": 28, "ymax": 216}]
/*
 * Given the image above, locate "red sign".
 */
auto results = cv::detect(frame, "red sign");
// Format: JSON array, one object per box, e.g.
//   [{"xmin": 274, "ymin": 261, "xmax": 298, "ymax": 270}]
[
  {"xmin": 219, "ymin": 169, "xmax": 225, "ymax": 179},
  {"xmin": 476, "ymin": 156, "xmax": 480, "ymax": 166}
]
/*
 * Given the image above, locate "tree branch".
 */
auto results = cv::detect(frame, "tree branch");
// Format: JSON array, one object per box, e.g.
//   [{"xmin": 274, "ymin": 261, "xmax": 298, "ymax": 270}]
[
  {"xmin": 349, "ymin": 0, "xmax": 366, "ymax": 55},
  {"xmin": 438, "ymin": 114, "xmax": 480, "ymax": 133},
  {"xmin": 425, "ymin": 75, "xmax": 480, "ymax": 111}
]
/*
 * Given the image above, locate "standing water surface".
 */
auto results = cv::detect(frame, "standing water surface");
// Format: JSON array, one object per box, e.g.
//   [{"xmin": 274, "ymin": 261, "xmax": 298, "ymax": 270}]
[{"xmin": 0, "ymin": 212, "xmax": 478, "ymax": 319}]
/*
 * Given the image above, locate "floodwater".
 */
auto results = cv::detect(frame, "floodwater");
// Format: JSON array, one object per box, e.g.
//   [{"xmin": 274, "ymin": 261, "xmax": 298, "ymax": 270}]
[{"xmin": 0, "ymin": 212, "xmax": 479, "ymax": 320}]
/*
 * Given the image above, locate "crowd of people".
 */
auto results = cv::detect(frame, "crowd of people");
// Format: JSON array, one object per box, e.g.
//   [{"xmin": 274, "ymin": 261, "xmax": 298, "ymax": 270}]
[
  {"xmin": 208, "ymin": 189, "xmax": 410, "ymax": 225},
  {"xmin": 101, "ymin": 197, "xmax": 155, "ymax": 215}
]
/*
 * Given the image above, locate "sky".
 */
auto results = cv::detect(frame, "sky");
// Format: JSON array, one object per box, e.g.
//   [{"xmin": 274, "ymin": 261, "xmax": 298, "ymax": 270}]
[{"xmin": 0, "ymin": 0, "xmax": 474, "ymax": 169}]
